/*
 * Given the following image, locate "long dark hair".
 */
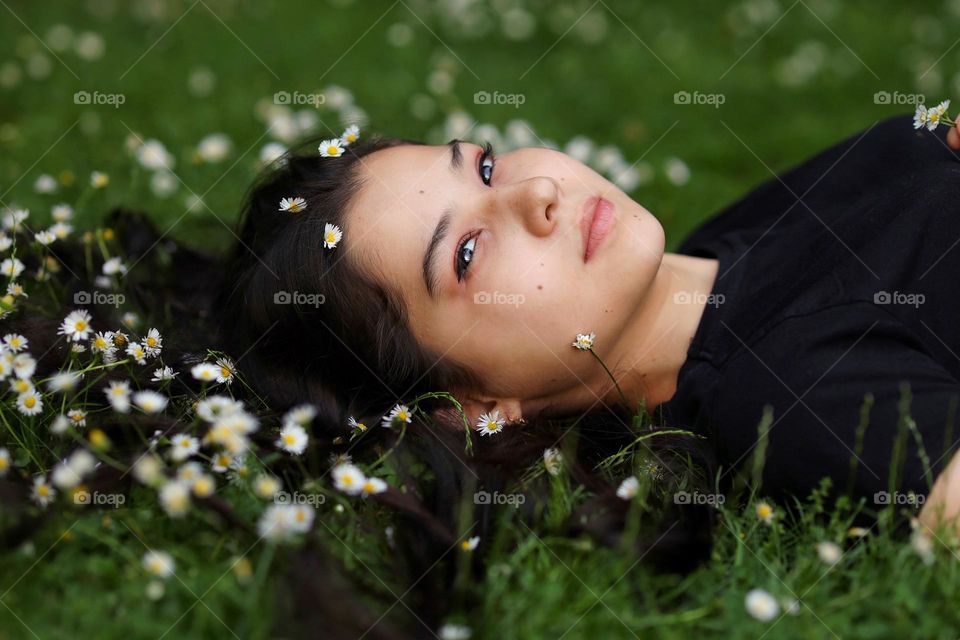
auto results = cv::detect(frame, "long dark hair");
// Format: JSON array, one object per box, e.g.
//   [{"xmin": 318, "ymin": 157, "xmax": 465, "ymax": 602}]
[{"xmin": 1, "ymin": 133, "xmax": 718, "ymax": 639}]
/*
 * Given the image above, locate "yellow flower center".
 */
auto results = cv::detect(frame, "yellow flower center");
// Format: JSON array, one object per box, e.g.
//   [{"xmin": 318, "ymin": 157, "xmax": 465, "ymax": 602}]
[
  {"xmin": 37, "ymin": 485, "xmax": 49, "ymax": 497},
  {"xmin": 74, "ymin": 320, "xmax": 87, "ymax": 331},
  {"xmin": 24, "ymin": 396, "xmax": 36, "ymax": 408},
  {"xmin": 146, "ymin": 337, "xmax": 157, "ymax": 347},
  {"xmin": 283, "ymin": 434, "xmax": 296, "ymax": 445}
]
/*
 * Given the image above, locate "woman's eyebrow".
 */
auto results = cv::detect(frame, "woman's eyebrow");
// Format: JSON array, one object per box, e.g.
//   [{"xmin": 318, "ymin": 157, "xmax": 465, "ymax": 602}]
[
  {"xmin": 421, "ymin": 140, "xmax": 466, "ymax": 300},
  {"xmin": 447, "ymin": 138, "xmax": 463, "ymax": 171}
]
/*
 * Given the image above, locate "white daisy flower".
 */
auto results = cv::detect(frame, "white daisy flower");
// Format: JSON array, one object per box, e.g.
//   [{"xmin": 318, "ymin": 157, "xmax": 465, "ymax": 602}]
[
  {"xmin": 0, "ymin": 447, "xmax": 9, "ymax": 476},
  {"xmin": 102, "ymin": 256, "xmax": 127, "ymax": 276},
  {"xmin": 381, "ymin": 403, "xmax": 412, "ymax": 429},
  {"xmin": 190, "ymin": 362, "xmax": 220, "ymax": 382},
  {"xmin": 348, "ymin": 416, "xmax": 368, "ymax": 433},
  {"xmin": 318, "ymin": 138, "xmax": 345, "ymax": 157},
  {"xmin": 195, "ymin": 395, "xmax": 244, "ymax": 422},
  {"xmin": 476, "ymin": 410, "xmax": 505, "ymax": 436},
  {"xmin": 9, "ymin": 377, "xmax": 33, "ymax": 394},
  {"xmin": 816, "ymin": 541, "xmax": 842, "ymax": 566},
  {"xmin": 136, "ymin": 139, "xmax": 175, "ymax": 171},
  {"xmin": 3, "ymin": 333, "xmax": 27, "ymax": 351},
  {"xmin": 133, "ymin": 390, "xmax": 168, "ymax": 414},
  {"xmin": 133, "ymin": 455, "xmax": 163, "ymax": 486},
  {"xmin": 49, "ymin": 222, "xmax": 72, "ymax": 239},
  {"xmin": 6, "ymin": 281, "xmax": 25, "ymax": 297},
  {"xmin": 323, "ymin": 222, "xmax": 342, "ymax": 249},
  {"xmin": 340, "ymin": 124, "xmax": 360, "ymax": 145},
  {"xmin": 142, "ymin": 550, "xmax": 175, "ymax": 578},
  {"xmin": 755, "ymin": 501, "xmax": 774, "ymax": 525},
  {"xmin": 928, "ymin": 100, "xmax": 951, "ymax": 130},
  {"xmin": 15, "ymin": 390, "xmax": 42, "ymax": 415},
  {"xmin": 90, "ymin": 171, "xmax": 109, "ymax": 189},
  {"xmin": 910, "ymin": 529, "xmax": 935, "ymax": 565},
  {"xmin": 51, "ymin": 203, "xmax": 73, "ymax": 222},
  {"xmin": 126, "ymin": 342, "xmax": 148, "ymax": 365},
  {"xmin": 58, "ymin": 309, "xmax": 93, "ymax": 342},
  {"xmin": 359, "ymin": 476, "xmax": 387, "ymax": 496},
  {"xmin": 288, "ymin": 504, "xmax": 315, "ymax": 533},
  {"xmin": 210, "ymin": 452, "xmax": 238, "ymax": 473},
  {"xmin": 615, "ymin": 476, "xmax": 639, "ymax": 500},
  {"xmin": 543, "ymin": 447, "xmax": 563, "ymax": 476},
  {"xmin": 1, "ymin": 257, "xmax": 25, "ymax": 279},
  {"xmin": 158, "ymin": 480, "xmax": 191, "ymax": 517},
  {"xmin": 34, "ymin": 174, "xmax": 57, "ymax": 194},
  {"xmin": 176, "ymin": 461, "xmax": 204, "ymax": 482},
  {"xmin": 104, "ymin": 379, "xmax": 132, "ymax": 413},
  {"xmin": 332, "ymin": 463, "xmax": 365, "ymax": 495},
  {"xmin": 257, "ymin": 504, "xmax": 313, "ymax": 542},
  {"xmin": 31, "ymin": 475, "xmax": 56, "ymax": 508},
  {"xmin": 169, "ymin": 434, "xmax": 200, "ymax": 462},
  {"xmin": 276, "ymin": 422, "xmax": 308, "ymax": 455},
  {"xmin": 190, "ymin": 473, "xmax": 216, "ymax": 498},
  {"xmin": 259, "ymin": 142, "xmax": 287, "ymax": 166},
  {"xmin": 151, "ymin": 366, "xmax": 177, "ymax": 382},
  {"xmin": 913, "ymin": 104, "xmax": 929, "ymax": 130},
  {"xmin": 460, "ymin": 536, "xmax": 480, "ymax": 552},
  {"xmin": 1, "ymin": 208, "xmax": 28, "ymax": 231},
  {"xmin": 253, "ymin": 474, "xmax": 281, "ymax": 499},
  {"xmin": 34, "ymin": 230, "xmax": 55, "ymax": 246},
  {"xmin": 50, "ymin": 414, "xmax": 70, "ymax": 434},
  {"xmin": 278, "ymin": 196, "xmax": 306, "ymax": 213},
  {"xmin": 438, "ymin": 623, "xmax": 472, "ymax": 640},
  {"xmin": 121, "ymin": 312, "xmax": 139, "ymax": 328},
  {"xmin": 744, "ymin": 588, "xmax": 780, "ymax": 621},
  {"xmin": 283, "ymin": 404, "xmax": 316, "ymax": 427},
  {"xmin": 0, "ymin": 235, "xmax": 12, "ymax": 251},
  {"xmin": 141, "ymin": 328, "xmax": 162, "ymax": 356},
  {"xmin": 572, "ymin": 332, "xmax": 596, "ymax": 350},
  {"xmin": 66, "ymin": 408, "xmax": 86, "ymax": 427},
  {"xmin": 214, "ymin": 358, "xmax": 235, "ymax": 385},
  {"xmin": 196, "ymin": 133, "xmax": 231, "ymax": 163},
  {"xmin": 46, "ymin": 370, "xmax": 83, "ymax": 392}
]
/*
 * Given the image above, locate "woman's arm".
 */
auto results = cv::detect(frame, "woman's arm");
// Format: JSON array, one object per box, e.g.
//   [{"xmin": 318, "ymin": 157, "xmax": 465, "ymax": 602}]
[{"xmin": 919, "ymin": 447, "xmax": 960, "ymax": 533}]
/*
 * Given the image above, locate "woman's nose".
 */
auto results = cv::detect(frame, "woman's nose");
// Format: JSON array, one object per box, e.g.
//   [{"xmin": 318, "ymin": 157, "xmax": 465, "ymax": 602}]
[{"xmin": 501, "ymin": 176, "xmax": 559, "ymax": 237}]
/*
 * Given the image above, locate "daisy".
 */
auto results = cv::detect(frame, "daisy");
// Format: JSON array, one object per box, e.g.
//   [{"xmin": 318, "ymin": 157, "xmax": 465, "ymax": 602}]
[
  {"xmin": 572, "ymin": 332, "xmax": 596, "ymax": 350},
  {"xmin": 816, "ymin": 541, "xmax": 842, "ymax": 566},
  {"xmin": 133, "ymin": 390, "xmax": 168, "ymax": 414},
  {"xmin": 360, "ymin": 476, "xmax": 388, "ymax": 496},
  {"xmin": 927, "ymin": 100, "xmax": 951, "ymax": 130},
  {"xmin": 34, "ymin": 230, "xmax": 55, "ymax": 246},
  {"xmin": 210, "ymin": 452, "xmax": 238, "ymax": 473},
  {"xmin": 142, "ymin": 550, "xmax": 175, "ymax": 578},
  {"xmin": 126, "ymin": 342, "xmax": 148, "ymax": 365},
  {"xmin": 9, "ymin": 377, "xmax": 32, "ymax": 394},
  {"xmin": 755, "ymin": 501, "xmax": 774, "ymax": 525},
  {"xmin": 543, "ymin": 447, "xmax": 563, "ymax": 476},
  {"xmin": 121, "ymin": 312, "xmax": 139, "ymax": 329},
  {"xmin": 34, "ymin": 174, "xmax": 57, "ymax": 194},
  {"xmin": 16, "ymin": 390, "xmax": 42, "ymax": 415},
  {"xmin": 58, "ymin": 309, "xmax": 93, "ymax": 342},
  {"xmin": 141, "ymin": 328, "xmax": 162, "ymax": 356},
  {"xmin": 323, "ymin": 222, "xmax": 342, "ymax": 249},
  {"xmin": 49, "ymin": 414, "xmax": 69, "ymax": 435},
  {"xmin": 195, "ymin": 395, "xmax": 245, "ymax": 422},
  {"xmin": 196, "ymin": 133, "xmax": 231, "ymax": 163},
  {"xmin": 332, "ymin": 463, "xmax": 365, "ymax": 495},
  {"xmin": 169, "ymin": 434, "xmax": 200, "ymax": 462},
  {"xmin": 6, "ymin": 282, "xmax": 25, "ymax": 297},
  {"xmin": 460, "ymin": 536, "xmax": 480, "ymax": 552},
  {"xmin": 31, "ymin": 475, "xmax": 56, "ymax": 508},
  {"xmin": 190, "ymin": 473, "xmax": 216, "ymax": 498},
  {"xmin": 278, "ymin": 196, "xmax": 306, "ymax": 213},
  {"xmin": 911, "ymin": 529, "xmax": 935, "ymax": 565},
  {"xmin": 253, "ymin": 474, "xmax": 281, "ymax": 499},
  {"xmin": 476, "ymin": 410, "xmax": 505, "ymax": 436},
  {"xmin": 744, "ymin": 588, "xmax": 779, "ymax": 621},
  {"xmin": 283, "ymin": 403, "xmax": 316, "ymax": 427},
  {"xmin": 438, "ymin": 624, "xmax": 472, "ymax": 640},
  {"xmin": 51, "ymin": 203, "xmax": 73, "ymax": 222},
  {"xmin": 102, "ymin": 256, "xmax": 127, "ymax": 276},
  {"xmin": 158, "ymin": 480, "xmax": 191, "ymax": 517},
  {"xmin": 46, "ymin": 370, "xmax": 83, "ymax": 392},
  {"xmin": 49, "ymin": 222, "xmax": 72, "ymax": 239},
  {"xmin": 847, "ymin": 526, "xmax": 870, "ymax": 539},
  {"xmin": 215, "ymin": 357, "xmax": 235, "ymax": 385},
  {"xmin": 151, "ymin": 366, "xmax": 177, "ymax": 382},
  {"xmin": 90, "ymin": 171, "xmax": 109, "ymax": 189},
  {"xmin": 67, "ymin": 409, "xmax": 87, "ymax": 427},
  {"xmin": 381, "ymin": 403, "xmax": 412, "ymax": 428},
  {"xmin": 1, "ymin": 257, "xmax": 25, "ymax": 279},
  {"xmin": 104, "ymin": 379, "xmax": 132, "ymax": 413},
  {"xmin": 3, "ymin": 334, "xmax": 26, "ymax": 352},
  {"xmin": 348, "ymin": 416, "xmax": 368, "ymax": 433},
  {"xmin": 318, "ymin": 138, "xmax": 345, "ymax": 158},
  {"xmin": 133, "ymin": 455, "xmax": 163, "ymax": 486},
  {"xmin": 340, "ymin": 124, "xmax": 360, "ymax": 145},
  {"xmin": 190, "ymin": 362, "xmax": 219, "ymax": 382},
  {"xmin": 276, "ymin": 422, "xmax": 308, "ymax": 455},
  {"xmin": 288, "ymin": 504, "xmax": 315, "ymax": 533},
  {"xmin": 2, "ymin": 208, "xmax": 28, "ymax": 231},
  {"xmin": 136, "ymin": 139, "xmax": 175, "ymax": 171},
  {"xmin": 616, "ymin": 476, "xmax": 639, "ymax": 500},
  {"xmin": 0, "ymin": 447, "xmax": 10, "ymax": 476}
]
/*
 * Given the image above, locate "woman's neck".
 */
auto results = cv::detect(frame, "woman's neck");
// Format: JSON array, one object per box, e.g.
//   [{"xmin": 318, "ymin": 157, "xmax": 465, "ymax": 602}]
[{"xmin": 603, "ymin": 252, "xmax": 719, "ymax": 413}]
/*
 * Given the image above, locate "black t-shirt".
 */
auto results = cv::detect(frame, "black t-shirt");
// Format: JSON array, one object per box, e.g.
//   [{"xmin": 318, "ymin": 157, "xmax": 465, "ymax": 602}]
[{"xmin": 658, "ymin": 112, "xmax": 960, "ymax": 508}]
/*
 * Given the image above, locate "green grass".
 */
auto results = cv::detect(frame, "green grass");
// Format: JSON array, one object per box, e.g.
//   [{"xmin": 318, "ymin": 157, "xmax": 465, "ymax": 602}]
[{"xmin": 2, "ymin": 0, "xmax": 960, "ymax": 638}]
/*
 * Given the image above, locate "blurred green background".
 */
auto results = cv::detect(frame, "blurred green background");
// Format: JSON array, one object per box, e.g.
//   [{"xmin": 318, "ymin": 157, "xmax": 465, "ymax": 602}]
[{"xmin": 1, "ymin": 0, "xmax": 955, "ymax": 256}]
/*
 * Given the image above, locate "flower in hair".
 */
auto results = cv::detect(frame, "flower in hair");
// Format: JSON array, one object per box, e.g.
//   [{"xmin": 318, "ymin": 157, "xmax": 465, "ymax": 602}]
[
  {"xmin": 279, "ymin": 196, "xmax": 306, "ymax": 213},
  {"xmin": 572, "ymin": 332, "xmax": 596, "ymax": 350},
  {"xmin": 476, "ymin": 410, "xmax": 505, "ymax": 436},
  {"xmin": 318, "ymin": 138, "xmax": 345, "ymax": 157},
  {"xmin": 460, "ymin": 536, "xmax": 480, "ymax": 552},
  {"xmin": 381, "ymin": 403, "xmax": 412, "ymax": 428},
  {"xmin": 615, "ymin": 476, "xmax": 639, "ymax": 500},
  {"xmin": 323, "ymin": 222, "xmax": 342, "ymax": 249},
  {"xmin": 913, "ymin": 100, "xmax": 954, "ymax": 131},
  {"xmin": 341, "ymin": 125, "xmax": 360, "ymax": 146}
]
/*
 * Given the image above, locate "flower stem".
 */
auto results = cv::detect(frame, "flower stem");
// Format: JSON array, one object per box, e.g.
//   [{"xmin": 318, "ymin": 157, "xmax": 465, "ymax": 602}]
[{"xmin": 588, "ymin": 347, "xmax": 629, "ymax": 407}]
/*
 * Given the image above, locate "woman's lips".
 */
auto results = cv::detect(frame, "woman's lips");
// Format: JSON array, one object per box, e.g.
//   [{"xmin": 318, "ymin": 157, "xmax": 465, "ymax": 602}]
[{"xmin": 581, "ymin": 196, "xmax": 615, "ymax": 263}]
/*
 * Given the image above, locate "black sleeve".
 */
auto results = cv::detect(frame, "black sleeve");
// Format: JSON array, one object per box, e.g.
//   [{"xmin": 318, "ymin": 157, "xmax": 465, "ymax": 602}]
[{"xmin": 711, "ymin": 302, "xmax": 960, "ymax": 505}]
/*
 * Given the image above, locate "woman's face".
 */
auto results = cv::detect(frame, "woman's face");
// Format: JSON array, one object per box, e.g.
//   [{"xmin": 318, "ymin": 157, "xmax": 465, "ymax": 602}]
[{"xmin": 345, "ymin": 140, "xmax": 665, "ymax": 420}]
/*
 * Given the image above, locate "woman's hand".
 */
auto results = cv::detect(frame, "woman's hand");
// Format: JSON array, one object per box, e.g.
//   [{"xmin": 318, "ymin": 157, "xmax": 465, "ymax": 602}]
[{"xmin": 948, "ymin": 120, "xmax": 960, "ymax": 150}]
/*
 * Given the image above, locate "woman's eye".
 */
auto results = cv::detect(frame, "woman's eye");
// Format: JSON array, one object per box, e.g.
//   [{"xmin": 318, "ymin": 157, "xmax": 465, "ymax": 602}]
[
  {"xmin": 455, "ymin": 234, "xmax": 477, "ymax": 282},
  {"xmin": 479, "ymin": 142, "xmax": 495, "ymax": 186}
]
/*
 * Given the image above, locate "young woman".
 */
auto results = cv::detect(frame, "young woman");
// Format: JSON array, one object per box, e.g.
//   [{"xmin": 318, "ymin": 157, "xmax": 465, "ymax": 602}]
[{"xmin": 221, "ymin": 110, "xmax": 960, "ymax": 535}]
